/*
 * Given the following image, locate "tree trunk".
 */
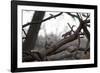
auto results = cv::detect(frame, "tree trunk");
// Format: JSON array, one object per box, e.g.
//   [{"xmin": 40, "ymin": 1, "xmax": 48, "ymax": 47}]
[{"xmin": 23, "ymin": 11, "xmax": 45, "ymax": 53}]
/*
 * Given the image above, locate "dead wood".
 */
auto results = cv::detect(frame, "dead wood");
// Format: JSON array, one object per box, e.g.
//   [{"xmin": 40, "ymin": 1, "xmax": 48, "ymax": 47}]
[
  {"xmin": 47, "ymin": 50, "xmax": 72, "ymax": 61},
  {"xmin": 46, "ymin": 21, "xmax": 83, "ymax": 56}
]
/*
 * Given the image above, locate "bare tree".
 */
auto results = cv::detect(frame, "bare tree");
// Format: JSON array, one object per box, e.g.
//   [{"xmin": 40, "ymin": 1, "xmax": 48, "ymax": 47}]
[{"xmin": 22, "ymin": 12, "xmax": 90, "ymax": 62}]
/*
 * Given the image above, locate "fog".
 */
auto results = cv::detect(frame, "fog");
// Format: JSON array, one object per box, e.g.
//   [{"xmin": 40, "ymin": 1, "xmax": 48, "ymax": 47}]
[{"xmin": 22, "ymin": 11, "xmax": 80, "ymax": 38}]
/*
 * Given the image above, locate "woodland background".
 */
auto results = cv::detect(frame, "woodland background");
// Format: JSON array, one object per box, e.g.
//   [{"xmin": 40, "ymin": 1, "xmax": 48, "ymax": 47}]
[{"xmin": 22, "ymin": 11, "xmax": 90, "ymax": 62}]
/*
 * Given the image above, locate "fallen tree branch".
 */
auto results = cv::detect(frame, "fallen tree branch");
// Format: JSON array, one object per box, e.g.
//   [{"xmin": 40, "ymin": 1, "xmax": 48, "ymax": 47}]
[
  {"xmin": 46, "ymin": 21, "xmax": 84, "ymax": 56},
  {"xmin": 47, "ymin": 50, "xmax": 72, "ymax": 61}
]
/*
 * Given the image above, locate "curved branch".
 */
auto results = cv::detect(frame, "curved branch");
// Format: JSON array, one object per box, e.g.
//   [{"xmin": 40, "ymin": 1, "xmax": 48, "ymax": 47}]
[
  {"xmin": 66, "ymin": 12, "xmax": 81, "ymax": 21},
  {"xmin": 82, "ymin": 21, "xmax": 90, "ymax": 40},
  {"xmin": 46, "ymin": 21, "xmax": 84, "ymax": 56},
  {"xmin": 43, "ymin": 12, "xmax": 63, "ymax": 22},
  {"xmin": 46, "ymin": 13, "xmax": 90, "ymax": 56},
  {"xmin": 22, "ymin": 12, "xmax": 63, "ymax": 28},
  {"xmin": 66, "ymin": 12, "xmax": 78, "ymax": 18}
]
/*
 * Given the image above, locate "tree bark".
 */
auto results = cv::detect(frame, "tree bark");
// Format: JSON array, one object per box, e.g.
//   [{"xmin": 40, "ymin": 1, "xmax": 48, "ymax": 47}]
[
  {"xmin": 23, "ymin": 11, "xmax": 45, "ymax": 53},
  {"xmin": 46, "ymin": 21, "xmax": 84, "ymax": 56},
  {"xmin": 47, "ymin": 50, "xmax": 72, "ymax": 61}
]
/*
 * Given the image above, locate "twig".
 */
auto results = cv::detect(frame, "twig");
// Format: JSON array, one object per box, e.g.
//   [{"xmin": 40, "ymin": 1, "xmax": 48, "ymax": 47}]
[
  {"xmin": 66, "ymin": 12, "xmax": 78, "ymax": 18},
  {"xmin": 85, "ymin": 13, "xmax": 90, "ymax": 21},
  {"xmin": 76, "ymin": 13, "xmax": 82, "ymax": 21},
  {"xmin": 67, "ymin": 23, "xmax": 75, "ymax": 33},
  {"xmin": 22, "ymin": 28, "xmax": 27, "ymax": 36},
  {"xmin": 22, "ymin": 37, "xmax": 26, "ymax": 39},
  {"xmin": 66, "ymin": 12, "xmax": 81, "ymax": 21}
]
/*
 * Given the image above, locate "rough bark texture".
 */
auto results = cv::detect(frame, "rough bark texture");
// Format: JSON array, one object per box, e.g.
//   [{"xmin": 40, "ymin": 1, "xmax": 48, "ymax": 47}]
[
  {"xmin": 22, "ymin": 12, "xmax": 90, "ymax": 62},
  {"xmin": 46, "ymin": 21, "xmax": 83, "ymax": 56},
  {"xmin": 23, "ymin": 11, "xmax": 45, "ymax": 52}
]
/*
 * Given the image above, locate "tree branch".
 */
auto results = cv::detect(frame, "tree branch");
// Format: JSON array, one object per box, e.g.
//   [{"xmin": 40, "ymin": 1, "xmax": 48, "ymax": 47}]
[
  {"xmin": 22, "ymin": 12, "xmax": 63, "ymax": 28},
  {"xmin": 47, "ymin": 50, "xmax": 72, "ymax": 61},
  {"xmin": 66, "ymin": 12, "xmax": 81, "ymax": 21},
  {"xmin": 67, "ymin": 23, "xmax": 75, "ymax": 32},
  {"xmin": 82, "ymin": 21, "xmax": 90, "ymax": 40},
  {"xmin": 46, "ymin": 21, "xmax": 84, "ymax": 56},
  {"xmin": 22, "ymin": 28, "xmax": 27, "ymax": 36}
]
